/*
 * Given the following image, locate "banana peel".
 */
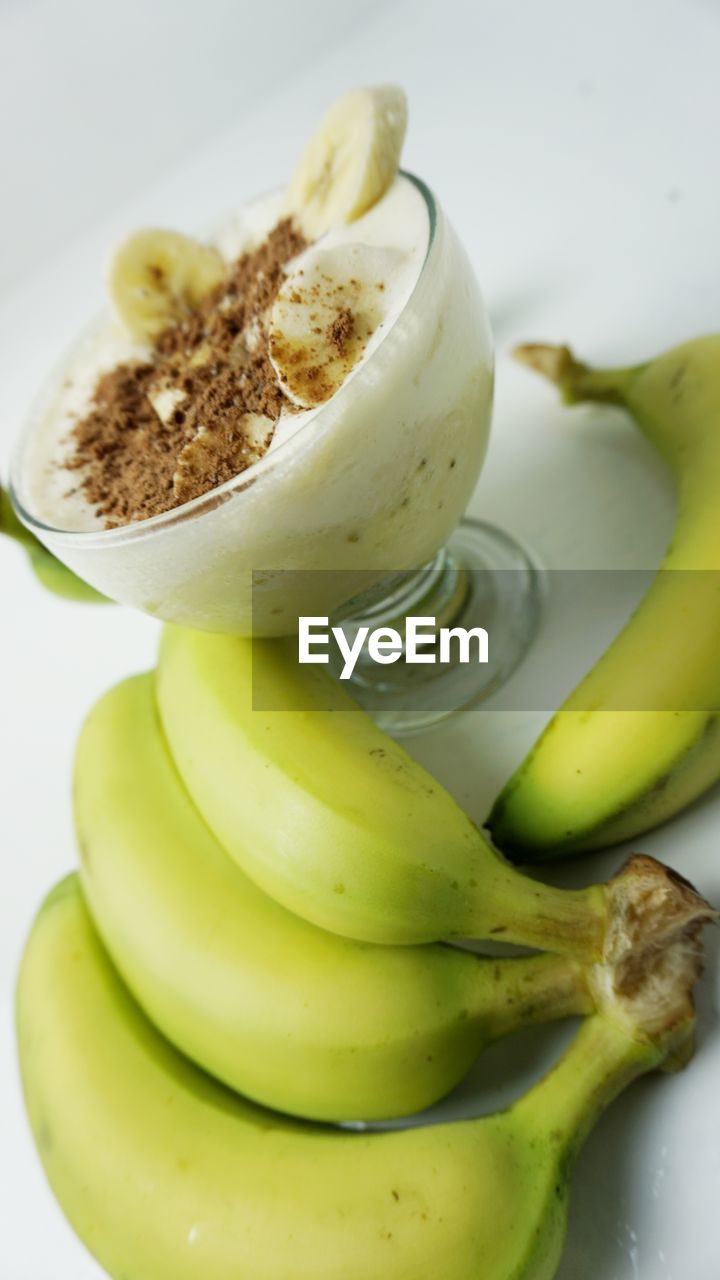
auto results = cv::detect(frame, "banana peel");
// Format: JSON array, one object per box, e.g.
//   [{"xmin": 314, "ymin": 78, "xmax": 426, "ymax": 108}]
[{"xmin": 1, "ymin": 483, "xmax": 107, "ymax": 604}]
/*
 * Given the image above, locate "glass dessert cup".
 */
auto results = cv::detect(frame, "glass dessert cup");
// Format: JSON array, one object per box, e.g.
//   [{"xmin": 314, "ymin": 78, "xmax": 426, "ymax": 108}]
[{"xmin": 10, "ymin": 175, "xmax": 541, "ymax": 731}]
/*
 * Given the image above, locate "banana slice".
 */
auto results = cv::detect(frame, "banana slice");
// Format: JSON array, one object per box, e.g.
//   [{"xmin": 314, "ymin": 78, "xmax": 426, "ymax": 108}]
[
  {"xmin": 268, "ymin": 243, "xmax": 404, "ymax": 409},
  {"xmin": 147, "ymin": 380, "xmax": 188, "ymax": 426},
  {"xmin": 173, "ymin": 414, "xmax": 274, "ymax": 504},
  {"xmin": 285, "ymin": 86, "xmax": 407, "ymax": 240},
  {"xmin": 109, "ymin": 229, "xmax": 227, "ymax": 344}
]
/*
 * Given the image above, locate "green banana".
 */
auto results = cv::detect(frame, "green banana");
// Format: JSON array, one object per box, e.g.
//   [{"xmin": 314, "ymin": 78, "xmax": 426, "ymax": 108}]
[
  {"xmin": 156, "ymin": 626, "xmax": 692, "ymax": 959},
  {"xmin": 1, "ymin": 482, "xmax": 107, "ymax": 603},
  {"xmin": 74, "ymin": 672, "xmax": 593, "ymax": 1121},
  {"xmin": 18, "ymin": 875, "xmax": 708, "ymax": 1280},
  {"xmin": 489, "ymin": 337, "xmax": 720, "ymax": 861}
]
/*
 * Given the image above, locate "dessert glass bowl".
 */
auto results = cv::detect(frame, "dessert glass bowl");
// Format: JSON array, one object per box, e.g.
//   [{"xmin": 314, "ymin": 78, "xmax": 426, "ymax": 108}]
[{"xmin": 11, "ymin": 175, "xmax": 541, "ymax": 730}]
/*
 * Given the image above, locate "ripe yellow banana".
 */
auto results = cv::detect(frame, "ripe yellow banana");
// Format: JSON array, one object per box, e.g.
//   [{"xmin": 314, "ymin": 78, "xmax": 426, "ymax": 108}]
[
  {"xmin": 284, "ymin": 85, "xmax": 407, "ymax": 240},
  {"xmin": 155, "ymin": 626, "xmax": 695, "ymax": 963},
  {"xmin": 74, "ymin": 672, "xmax": 592, "ymax": 1122},
  {"xmin": 18, "ymin": 875, "xmax": 707, "ymax": 1280},
  {"xmin": 109, "ymin": 228, "xmax": 226, "ymax": 343},
  {"xmin": 489, "ymin": 337, "xmax": 720, "ymax": 861}
]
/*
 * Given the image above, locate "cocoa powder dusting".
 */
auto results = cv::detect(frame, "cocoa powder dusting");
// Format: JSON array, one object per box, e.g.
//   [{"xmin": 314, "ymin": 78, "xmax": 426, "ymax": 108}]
[
  {"xmin": 67, "ymin": 220, "xmax": 307, "ymax": 526},
  {"xmin": 327, "ymin": 307, "xmax": 354, "ymax": 354}
]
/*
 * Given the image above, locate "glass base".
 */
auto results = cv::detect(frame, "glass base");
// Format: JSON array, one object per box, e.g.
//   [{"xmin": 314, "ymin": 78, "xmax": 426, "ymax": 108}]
[{"xmin": 329, "ymin": 519, "xmax": 544, "ymax": 735}]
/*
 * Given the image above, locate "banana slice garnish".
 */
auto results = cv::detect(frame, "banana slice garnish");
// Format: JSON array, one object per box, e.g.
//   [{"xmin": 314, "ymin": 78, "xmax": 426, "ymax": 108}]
[
  {"xmin": 146, "ymin": 380, "xmax": 188, "ymax": 426},
  {"xmin": 268, "ymin": 243, "xmax": 404, "ymax": 409},
  {"xmin": 285, "ymin": 85, "xmax": 407, "ymax": 240},
  {"xmin": 109, "ymin": 229, "xmax": 226, "ymax": 344}
]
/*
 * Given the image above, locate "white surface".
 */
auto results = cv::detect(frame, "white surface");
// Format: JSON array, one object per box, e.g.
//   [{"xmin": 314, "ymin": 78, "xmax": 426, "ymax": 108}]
[{"xmin": 1, "ymin": 0, "xmax": 719, "ymax": 1277}]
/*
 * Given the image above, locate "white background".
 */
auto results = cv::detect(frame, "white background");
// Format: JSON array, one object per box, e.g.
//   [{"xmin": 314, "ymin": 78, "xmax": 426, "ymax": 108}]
[{"xmin": 2, "ymin": 0, "xmax": 720, "ymax": 1276}]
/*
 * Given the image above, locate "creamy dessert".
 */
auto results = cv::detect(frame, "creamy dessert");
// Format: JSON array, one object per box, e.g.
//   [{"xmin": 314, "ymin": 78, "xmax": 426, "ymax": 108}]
[
  {"xmin": 21, "ymin": 176, "xmax": 428, "ymax": 532},
  {"xmin": 12, "ymin": 87, "xmax": 493, "ymax": 633}
]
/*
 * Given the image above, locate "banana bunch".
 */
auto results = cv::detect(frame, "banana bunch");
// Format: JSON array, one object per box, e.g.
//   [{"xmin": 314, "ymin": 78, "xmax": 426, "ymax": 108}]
[
  {"xmin": 74, "ymin": 671, "xmax": 594, "ymax": 1122},
  {"xmin": 489, "ymin": 336, "xmax": 720, "ymax": 861},
  {"xmin": 18, "ymin": 865, "xmax": 710, "ymax": 1280},
  {"xmin": 18, "ymin": 624, "xmax": 716, "ymax": 1278}
]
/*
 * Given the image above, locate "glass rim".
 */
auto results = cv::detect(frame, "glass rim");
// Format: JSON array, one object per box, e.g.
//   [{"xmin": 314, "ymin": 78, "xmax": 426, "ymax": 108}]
[{"xmin": 10, "ymin": 171, "xmax": 438, "ymax": 549}]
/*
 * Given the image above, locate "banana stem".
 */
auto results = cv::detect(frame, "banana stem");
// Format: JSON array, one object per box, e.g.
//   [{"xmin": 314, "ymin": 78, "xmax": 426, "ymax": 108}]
[
  {"xmin": 469, "ymin": 851, "xmax": 716, "ymax": 977},
  {"xmin": 476, "ymin": 953, "xmax": 593, "ymax": 1043},
  {"xmin": 513, "ymin": 343, "xmax": 641, "ymax": 406},
  {"xmin": 468, "ymin": 857, "xmax": 607, "ymax": 961},
  {"xmin": 511, "ymin": 857, "xmax": 715, "ymax": 1156},
  {"xmin": 510, "ymin": 1013, "xmax": 663, "ymax": 1161}
]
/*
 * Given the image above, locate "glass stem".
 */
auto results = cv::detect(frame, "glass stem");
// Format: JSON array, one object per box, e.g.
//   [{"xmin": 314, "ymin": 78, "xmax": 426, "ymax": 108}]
[{"xmin": 334, "ymin": 548, "xmax": 470, "ymax": 640}]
